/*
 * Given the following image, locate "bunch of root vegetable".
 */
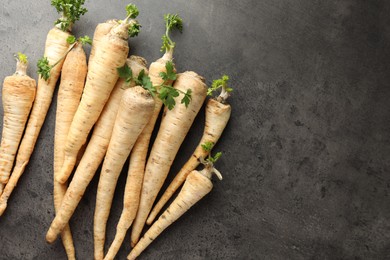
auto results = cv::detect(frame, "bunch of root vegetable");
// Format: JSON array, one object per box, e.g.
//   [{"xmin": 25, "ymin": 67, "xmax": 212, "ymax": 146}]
[{"xmin": 0, "ymin": 1, "xmax": 233, "ymax": 259}]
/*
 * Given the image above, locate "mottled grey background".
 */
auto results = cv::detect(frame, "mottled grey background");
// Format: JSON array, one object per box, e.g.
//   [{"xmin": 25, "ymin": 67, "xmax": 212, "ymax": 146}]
[{"xmin": 0, "ymin": 0, "xmax": 390, "ymax": 259}]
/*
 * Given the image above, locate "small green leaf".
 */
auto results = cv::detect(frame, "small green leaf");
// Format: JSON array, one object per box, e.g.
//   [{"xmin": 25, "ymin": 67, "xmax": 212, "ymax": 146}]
[
  {"xmin": 208, "ymin": 74, "xmax": 232, "ymax": 96},
  {"xmin": 159, "ymin": 61, "xmax": 176, "ymax": 82},
  {"xmin": 165, "ymin": 95, "xmax": 176, "ymax": 110},
  {"xmin": 37, "ymin": 57, "xmax": 51, "ymax": 81},
  {"xmin": 207, "ymin": 151, "xmax": 222, "ymax": 163},
  {"xmin": 67, "ymin": 35, "xmax": 77, "ymax": 44},
  {"xmin": 117, "ymin": 64, "xmax": 132, "ymax": 82},
  {"xmin": 164, "ymin": 14, "xmax": 183, "ymax": 33},
  {"xmin": 161, "ymin": 13, "xmax": 183, "ymax": 52},
  {"xmin": 222, "ymin": 75, "xmax": 229, "ymax": 82},
  {"xmin": 170, "ymin": 89, "xmax": 179, "ymax": 97},
  {"xmin": 126, "ymin": 4, "xmax": 139, "ymax": 19},
  {"xmin": 17, "ymin": 52, "xmax": 28, "ymax": 64},
  {"xmin": 79, "ymin": 35, "xmax": 92, "ymax": 45},
  {"xmin": 158, "ymin": 85, "xmax": 179, "ymax": 110},
  {"xmin": 206, "ymin": 88, "xmax": 213, "ymax": 96},
  {"xmin": 129, "ymin": 69, "xmax": 156, "ymax": 95},
  {"xmin": 211, "ymin": 74, "xmax": 229, "ymax": 89},
  {"xmin": 51, "ymin": 0, "xmax": 88, "ymax": 32},
  {"xmin": 135, "ymin": 69, "xmax": 144, "ymax": 85},
  {"xmin": 129, "ymin": 22, "xmax": 141, "ymax": 37},
  {"xmin": 160, "ymin": 35, "xmax": 170, "ymax": 53},
  {"xmin": 181, "ymin": 89, "xmax": 192, "ymax": 108},
  {"xmin": 201, "ymin": 142, "xmax": 214, "ymax": 152},
  {"xmin": 213, "ymin": 152, "xmax": 222, "ymax": 162},
  {"xmin": 159, "ymin": 71, "xmax": 168, "ymax": 81},
  {"xmin": 165, "ymin": 61, "xmax": 176, "ymax": 81},
  {"xmin": 141, "ymin": 74, "xmax": 156, "ymax": 96},
  {"xmin": 158, "ymin": 87, "xmax": 169, "ymax": 100}
]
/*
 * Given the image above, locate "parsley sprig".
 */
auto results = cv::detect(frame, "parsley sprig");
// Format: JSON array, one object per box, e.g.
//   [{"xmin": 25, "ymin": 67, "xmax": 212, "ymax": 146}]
[
  {"xmin": 38, "ymin": 35, "xmax": 91, "ymax": 81},
  {"xmin": 37, "ymin": 57, "xmax": 51, "ymax": 81},
  {"xmin": 201, "ymin": 141, "xmax": 215, "ymax": 152},
  {"xmin": 128, "ymin": 22, "xmax": 141, "ymax": 37},
  {"xmin": 125, "ymin": 4, "xmax": 139, "ymax": 19},
  {"xmin": 66, "ymin": 35, "xmax": 92, "ymax": 45},
  {"xmin": 199, "ymin": 150, "xmax": 223, "ymax": 180},
  {"xmin": 207, "ymin": 75, "xmax": 233, "ymax": 103},
  {"xmin": 201, "ymin": 142, "xmax": 222, "ymax": 163},
  {"xmin": 207, "ymin": 152, "xmax": 222, "ymax": 164},
  {"xmin": 117, "ymin": 64, "xmax": 156, "ymax": 95},
  {"xmin": 161, "ymin": 14, "xmax": 183, "ymax": 54},
  {"xmin": 117, "ymin": 61, "xmax": 192, "ymax": 110},
  {"xmin": 117, "ymin": 64, "xmax": 133, "ymax": 83},
  {"xmin": 16, "ymin": 52, "xmax": 28, "ymax": 64},
  {"xmin": 118, "ymin": 4, "xmax": 141, "ymax": 37},
  {"xmin": 51, "ymin": 0, "xmax": 87, "ymax": 32},
  {"xmin": 158, "ymin": 61, "xmax": 191, "ymax": 110}
]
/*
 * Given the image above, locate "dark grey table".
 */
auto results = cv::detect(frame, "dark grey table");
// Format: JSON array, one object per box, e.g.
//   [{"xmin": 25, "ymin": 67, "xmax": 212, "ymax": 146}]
[{"xmin": 1, "ymin": 0, "xmax": 389, "ymax": 259}]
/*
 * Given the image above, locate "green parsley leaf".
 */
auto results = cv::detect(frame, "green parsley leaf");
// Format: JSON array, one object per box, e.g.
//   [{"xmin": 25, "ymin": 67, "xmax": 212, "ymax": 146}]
[
  {"xmin": 126, "ymin": 4, "xmax": 139, "ymax": 19},
  {"xmin": 79, "ymin": 35, "xmax": 92, "ymax": 45},
  {"xmin": 160, "ymin": 35, "xmax": 170, "ymax": 53},
  {"xmin": 129, "ymin": 22, "xmax": 141, "ymax": 38},
  {"xmin": 164, "ymin": 14, "xmax": 183, "ymax": 33},
  {"xmin": 165, "ymin": 61, "xmax": 176, "ymax": 80},
  {"xmin": 67, "ymin": 35, "xmax": 76, "ymax": 44},
  {"xmin": 201, "ymin": 142, "xmax": 214, "ymax": 152},
  {"xmin": 117, "ymin": 63, "xmax": 132, "ymax": 83},
  {"xmin": 135, "ymin": 70, "xmax": 155, "ymax": 94},
  {"xmin": 17, "ymin": 52, "xmax": 28, "ymax": 64},
  {"xmin": 134, "ymin": 69, "xmax": 144, "ymax": 86},
  {"xmin": 161, "ymin": 14, "xmax": 183, "ymax": 52},
  {"xmin": 158, "ymin": 85, "xmax": 179, "ymax": 110},
  {"xmin": 159, "ymin": 71, "xmax": 168, "ymax": 81},
  {"xmin": 159, "ymin": 61, "xmax": 176, "ymax": 82},
  {"xmin": 37, "ymin": 57, "xmax": 51, "ymax": 81},
  {"xmin": 51, "ymin": 0, "xmax": 88, "ymax": 32},
  {"xmin": 208, "ymin": 74, "xmax": 231, "ymax": 96},
  {"xmin": 165, "ymin": 95, "xmax": 176, "ymax": 110},
  {"xmin": 181, "ymin": 89, "xmax": 192, "ymax": 108},
  {"xmin": 207, "ymin": 152, "xmax": 222, "ymax": 163}
]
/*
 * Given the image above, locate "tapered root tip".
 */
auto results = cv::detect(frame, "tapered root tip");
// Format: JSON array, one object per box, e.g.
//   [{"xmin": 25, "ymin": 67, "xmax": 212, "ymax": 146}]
[
  {"xmin": 0, "ymin": 202, "xmax": 7, "ymax": 216},
  {"xmin": 56, "ymin": 174, "xmax": 68, "ymax": 184},
  {"xmin": 131, "ymin": 240, "xmax": 137, "ymax": 248},
  {"xmin": 127, "ymin": 253, "xmax": 136, "ymax": 260},
  {"xmin": 146, "ymin": 216, "xmax": 154, "ymax": 226},
  {"xmin": 46, "ymin": 228, "xmax": 57, "ymax": 244},
  {"xmin": 56, "ymin": 158, "xmax": 76, "ymax": 184}
]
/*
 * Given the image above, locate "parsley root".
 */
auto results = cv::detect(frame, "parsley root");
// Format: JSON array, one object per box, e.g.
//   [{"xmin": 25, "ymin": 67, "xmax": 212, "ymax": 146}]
[
  {"xmin": 94, "ymin": 82, "xmax": 155, "ymax": 260},
  {"xmin": 0, "ymin": 54, "xmax": 36, "ymax": 195},
  {"xmin": 128, "ymin": 13, "xmax": 185, "ymax": 247},
  {"xmin": 53, "ymin": 40, "xmax": 88, "ymax": 259},
  {"xmin": 131, "ymin": 71, "xmax": 207, "ymax": 246},
  {"xmin": 57, "ymin": 5, "xmax": 140, "ymax": 184},
  {"xmin": 46, "ymin": 56, "xmax": 147, "ymax": 244},
  {"xmin": 104, "ymin": 60, "xmax": 169, "ymax": 259},
  {"xmin": 128, "ymin": 158, "xmax": 223, "ymax": 259},
  {"xmin": 89, "ymin": 19, "xmax": 119, "ymax": 64},
  {"xmin": 147, "ymin": 75, "xmax": 232, "ymax": 224},
  {"xmin": 0, "ymin": 0, "xmax": 87, "ymax": 217}
]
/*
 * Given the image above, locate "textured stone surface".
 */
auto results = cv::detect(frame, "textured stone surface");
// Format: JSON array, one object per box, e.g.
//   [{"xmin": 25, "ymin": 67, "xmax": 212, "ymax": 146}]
[{"xmin": 1, "ymin": 0, "xmax": 390, "ymax": 259}]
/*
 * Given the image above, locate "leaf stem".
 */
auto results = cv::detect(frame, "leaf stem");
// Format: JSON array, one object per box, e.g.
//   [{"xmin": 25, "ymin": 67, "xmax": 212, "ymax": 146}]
[
  {"xmin": 14, "ymin": 52, "xmax": 28, "ymax": 76},
  {"xmin": 199, "ymin": 158, "xmax": 223, "ymax": 180},
  {"xmin": 217, "ymin": 85, "xmax": 230, "ymax": 103},
  {"xmin": 208, "ymin": 75, "xmax": 232, "ymax": 103},
  {"xmin": 52, "ymin": 42, "xmax": 77, "ymax": 68}
]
